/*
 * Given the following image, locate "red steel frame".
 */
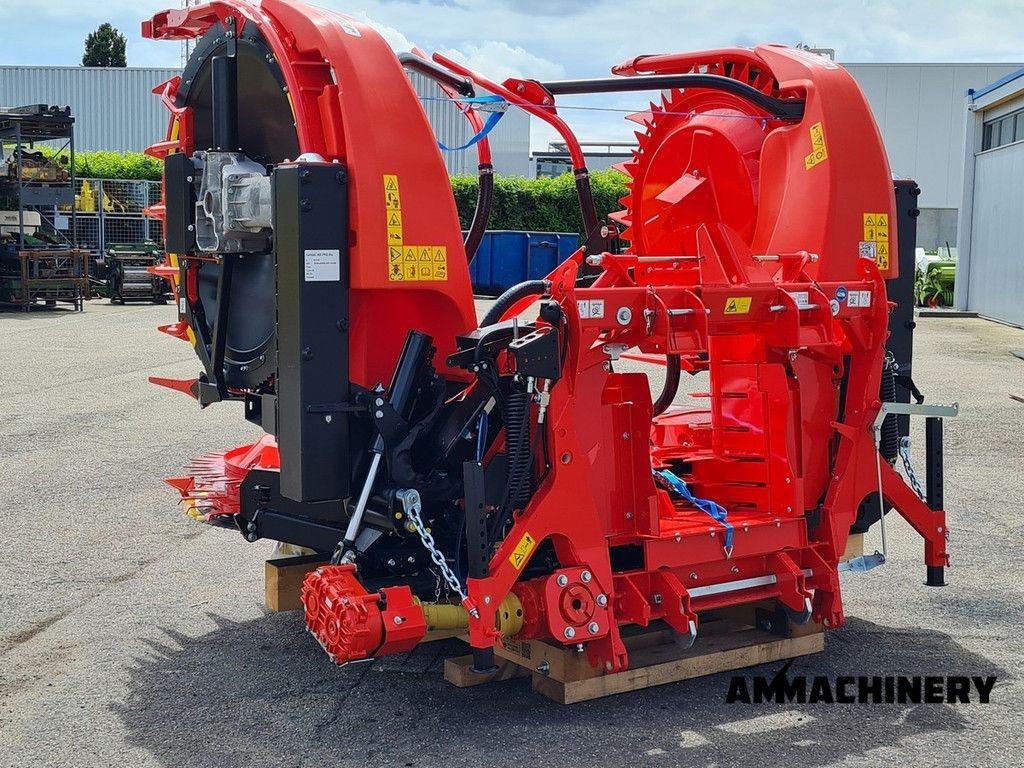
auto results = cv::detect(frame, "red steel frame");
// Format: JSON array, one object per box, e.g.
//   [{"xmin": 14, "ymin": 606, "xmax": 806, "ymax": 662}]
[{"xmin": 145, "ymin": 1, "xmax": 950, "ymax": 673}]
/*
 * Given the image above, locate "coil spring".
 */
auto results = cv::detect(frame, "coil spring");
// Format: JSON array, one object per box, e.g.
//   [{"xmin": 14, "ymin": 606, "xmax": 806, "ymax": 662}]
[
  {"xmin": 504, "ymin": 390, "xmax": 532, "ymax": 509},
  {"xmin": 880, "ymin": 355, "xmax": 899, "ymax": 462}
]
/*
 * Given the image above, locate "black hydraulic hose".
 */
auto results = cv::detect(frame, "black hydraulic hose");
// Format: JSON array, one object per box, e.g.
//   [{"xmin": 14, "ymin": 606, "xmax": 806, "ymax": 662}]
[
  {"xmin": 574, "ymin": 167, "xmax": 600, "ymax": 242},
  {"xmin": 398, "ymin": 52, "xmax": 475, "ymax": 97},
  {"xmin": 464, "ymin": 164, "xmax": 494, "ymax": 263},
  {"xmin": 653, "ymin": 354, "xmax": 681, "ymax": 416},
  {"xmin": 538, "ymin": 74, "xmax": 805, "ymax": 121},
  {"xmin": 481, "ymin": 279, "xmax": 549, "ymax": 326}
]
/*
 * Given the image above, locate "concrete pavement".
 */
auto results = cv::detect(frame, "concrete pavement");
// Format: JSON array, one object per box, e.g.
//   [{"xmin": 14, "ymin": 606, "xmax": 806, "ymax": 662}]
[{"xmin": 1, "ymin": 302, "xmax": 1021, "ymax": 767}]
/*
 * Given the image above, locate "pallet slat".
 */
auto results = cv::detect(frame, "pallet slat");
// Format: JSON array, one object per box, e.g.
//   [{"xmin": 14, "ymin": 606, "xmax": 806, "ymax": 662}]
[{"xmin": 531, "ymin": 630, "xmax": 824, "ymax": 704}]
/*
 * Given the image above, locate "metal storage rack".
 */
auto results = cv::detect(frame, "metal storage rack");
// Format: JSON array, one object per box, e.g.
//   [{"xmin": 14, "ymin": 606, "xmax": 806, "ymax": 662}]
[{"xmin": 0, "ymin": 105, "xmax": 76, "ymax": 250}]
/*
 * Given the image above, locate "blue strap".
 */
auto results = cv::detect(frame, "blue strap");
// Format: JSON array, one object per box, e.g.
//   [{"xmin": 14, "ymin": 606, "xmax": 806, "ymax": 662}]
[
  {"xmin": 654, "ymin": 469, "xmax": 734, "ymax": 553},
  {"xmin": 475, "ymin": 410, "xmax": 488, "ymax": 462},
  {"xmin": 438, "ymin": 95, "xmax": 506, "ymax": 151}
]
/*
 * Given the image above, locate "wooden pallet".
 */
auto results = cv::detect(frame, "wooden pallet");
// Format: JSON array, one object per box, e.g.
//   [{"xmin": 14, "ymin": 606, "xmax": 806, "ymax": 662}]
[{"xmin": 444, "ymin": 608, "xmax": 824, "ymax": 704}]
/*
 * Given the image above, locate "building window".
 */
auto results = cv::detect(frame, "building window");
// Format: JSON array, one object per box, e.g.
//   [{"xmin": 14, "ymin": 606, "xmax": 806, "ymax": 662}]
[{"xmin": 982, "ymin": 107, "xmax": 1024, "ymax": 150}]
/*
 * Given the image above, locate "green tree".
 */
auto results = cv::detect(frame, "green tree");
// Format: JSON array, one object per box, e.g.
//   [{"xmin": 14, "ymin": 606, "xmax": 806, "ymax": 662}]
[{"xmin": 82, "ymin": 23, "xmax": 127, "ymax": 67}]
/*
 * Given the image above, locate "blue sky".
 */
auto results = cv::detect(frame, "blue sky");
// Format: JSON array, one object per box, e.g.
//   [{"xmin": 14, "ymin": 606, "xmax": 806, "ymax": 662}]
[{"xmin": 4, "ymin": 0, "xmax": 1023, "ymax": 150}]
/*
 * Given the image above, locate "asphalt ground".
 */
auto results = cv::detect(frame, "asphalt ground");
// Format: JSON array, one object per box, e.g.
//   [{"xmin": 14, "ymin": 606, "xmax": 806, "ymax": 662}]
[{"xmin": 1, "ymin": 300, "xmax": 1022, "ymax": 767}]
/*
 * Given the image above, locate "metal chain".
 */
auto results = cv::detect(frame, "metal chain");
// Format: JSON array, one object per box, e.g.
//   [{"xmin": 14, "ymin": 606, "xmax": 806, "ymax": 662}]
[
  {"xmin": 899, "ymin": 436, "xmax": 926, "ymax": 500},
  {"xmin": 402, "ymin": 490, "xmax": 468, "ymax": 603},
  {"xmin": 432, "ymin": 568, "xmax": 443, "ymax": 603}
]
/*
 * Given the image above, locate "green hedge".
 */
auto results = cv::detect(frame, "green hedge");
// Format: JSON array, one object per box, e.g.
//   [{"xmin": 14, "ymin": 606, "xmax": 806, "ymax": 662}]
[
  {"xmin": 452, "ymin": 169, "xmax": 628, "ymax": 235},
  {"xmin": 40, "ymin": 149, "xmax": 162, "ymax": 181}
]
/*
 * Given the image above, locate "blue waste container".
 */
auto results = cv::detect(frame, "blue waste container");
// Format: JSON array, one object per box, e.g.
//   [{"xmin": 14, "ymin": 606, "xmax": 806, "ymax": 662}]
[{"xmin": 468, "ymin": 231, "xmax": 580, "ymax": 296}]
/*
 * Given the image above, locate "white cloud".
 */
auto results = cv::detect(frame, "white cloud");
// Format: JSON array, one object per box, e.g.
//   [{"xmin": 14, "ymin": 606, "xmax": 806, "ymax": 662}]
[
  {"xmin": 438, "ymin": 40, "xmax": 565, "ymax": 82},
  {"xmin": 350, "ymin": 11, "xmax": 418, "ymax": 53}
]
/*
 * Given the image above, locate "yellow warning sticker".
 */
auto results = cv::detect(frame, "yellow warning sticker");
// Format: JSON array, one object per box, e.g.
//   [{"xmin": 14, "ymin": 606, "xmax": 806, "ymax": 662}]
[
  {"xmin": 862, "ymin": 212, "xmax": 892, "ymax": 270},
  {"xmin": 391, "ymin": 245, "xmax": 448, "ymax": 282},
  {"xmin": 724, "ymin": 296, "xmax": 753, "ymax": 315},
  {"xmin": 876, "ymin": 241, "xmax": 890, "ymax": 270},
  {"xmin": 508, "ymin": 531, "xmax": 537, "ymax": 571},
  {"xmin": 383, "ymin": 173, "xmax": 448, "ymax": 282},
  {"xmin": 804, "ymin": 122, "xmax": 829, "ymax": 170},
  {"xmin": 434, "ymin": 247, "xmax": 448, "ymax": 280},
  {"xmin": 384, "ymin": 174, "xmax": 405, "ymax": 265}
]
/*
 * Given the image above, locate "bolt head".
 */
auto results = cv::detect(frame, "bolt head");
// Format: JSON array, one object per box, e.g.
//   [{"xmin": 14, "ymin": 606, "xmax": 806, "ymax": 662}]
[
  {"xmin": 556, "ymin": 574, "xmax": 569, "ymax": 587},
  {"xmin": 596, "ymin": 594, "xmax": 608, "ymax": 607},
  {"xmin": 580, "ymin": 570, "xmax": 592, "ymax": 583},
  {"xmin": 588, "ymin": 622, "xmax": 600, "ymax": 634},
  {"xmin": 484, "ymin": 596, "xmax": 491, "ymax": 605},
  {"xmin": 564, "ymin": 626, "xmax": 576, "ymax": 639}
]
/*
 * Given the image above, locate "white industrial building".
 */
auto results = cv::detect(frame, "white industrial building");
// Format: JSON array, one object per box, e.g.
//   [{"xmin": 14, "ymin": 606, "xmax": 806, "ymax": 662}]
[
  {"xmin": 843, "ymin": 63, "xmax": 1023, "ymax": 250},
  {"xmin": 953, "ymin": 68, "xmax": 1024, "ymax": 327}
]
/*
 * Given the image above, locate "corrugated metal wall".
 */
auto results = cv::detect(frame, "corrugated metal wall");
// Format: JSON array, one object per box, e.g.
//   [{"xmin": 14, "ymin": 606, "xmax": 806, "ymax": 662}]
[
  {"xmin": 844, "ymin": 63, "xmax": 1022, "ymax": 210},
  {"xmin": 0, "ymin": 66, "xmax": 531, "ymax": 177},
  {"xmin": 965, "ymin": 134, "xmax": 1024, "ymax": 326},
  {"xmin": 0, "ymin": 66, "xmax": 179, "ymax": 153}
]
